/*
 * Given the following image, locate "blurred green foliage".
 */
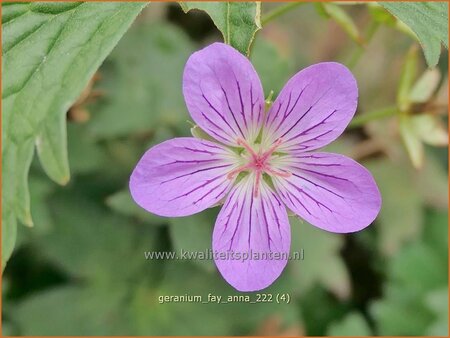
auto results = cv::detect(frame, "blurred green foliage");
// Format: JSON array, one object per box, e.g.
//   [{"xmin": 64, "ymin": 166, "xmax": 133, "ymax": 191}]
[{"xmin": 2, "ymin": 2, "xmax": 448, "ymax": 336}]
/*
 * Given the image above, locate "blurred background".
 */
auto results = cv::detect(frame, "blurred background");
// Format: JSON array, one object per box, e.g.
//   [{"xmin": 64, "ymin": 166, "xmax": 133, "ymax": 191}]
[{"xmin": 2, "ymin": 2, "xmax": 448, "ymax": 336}]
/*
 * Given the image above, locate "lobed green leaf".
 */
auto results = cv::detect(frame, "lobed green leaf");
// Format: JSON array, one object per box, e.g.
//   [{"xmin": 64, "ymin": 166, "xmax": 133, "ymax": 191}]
[
  {"xmin": 379, "ymin": 2, "xmax": 448, "ymax": 67},
  {"xmin": 180, "ymin": 1, "xmax": 261, "ymax": 56},
  {"xmin": 1, "ymin": 1, "xmax": 147, "ymax": 269}
]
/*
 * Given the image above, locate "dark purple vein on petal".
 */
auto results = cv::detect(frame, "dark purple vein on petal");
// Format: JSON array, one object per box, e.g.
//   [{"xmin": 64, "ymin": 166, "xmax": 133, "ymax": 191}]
[
  {"xmin": 193, "ymin": 181, "xmax": 228, "ymax": 205},
  {"xmin": 250, "ymin": 84, "xmax": 255, "ymax": 122},
  {"xmin": 208, "ymin": 128, "xmax": 233, "ymax": 143},
  {"xmin": 279, "ymin": 86, "xmax": 333, "ymax": 139},
  {"xmin": 301, "ymin": 130, "xmax": 334, "ymax": 144},
  {"xmin": 272, "ymin": 87, "xmax": 307, "ymax": 135},
  {"xmin": 169, "ymin": 175, "xmax": 224, "ymax": 201},
  {"xmin": 164, "ymin": 159, "xmax": 220, "ymax": 165},
  {"xmin": 295, "ymin": 154, "xmax": 327, "ymax": 159},
  {"xmin": 279, "ymin": 105, "xmax": 313, "ymax": 139},
  {"xmin": 219, "ymin": 185, "xmax": 242, "ymax": 239},
  {"xmin": 236, "ymin": 80, "xmax": 249, "ymax": 130},
  {"xmin": 285, "ymin": 180, "xmax": 333, "ymax": 213},
  {"xmin": 270, "ymin": 190, "xmax": 283, "ymax": 207},
  {"xmin": 181, "ymin": 147, "xmax": 216, "ymax": 155},
  {"xmin": 269, "ymin": 196, "xmax": 283, "ymax": 240},
  {"xmin": 276, "ymin": 179, "xmax": 312, "ymax": 215},
  {"xmin": 267, "ymin": 100, "xmax": 283, "ymax": 126},
  {"xmin": 285, "ymin": 109, "xmax": 337, "ymax": 143},
  {"xmin": 201, "ymin": 142, "xmax": 225, "ymax": 150},
  {"xmin": 229, "ymin": 189, "xmax": 247, "ymax": 251},
  {"xmin": 248, "ymin": 185, "xmax": 255, "ymax": 247},
  {"xmin": 201, "ymin": 93, "xmax": 240, "ymax": 137},
  {"xmin": 292, "ymin": 173, "xmax": 344, "ymax": 199},
  {"xmin": 282, "ymin": 92, "xmax": 293, "ymax": 118},
  {"xmin": 200, "ymin": 111, "xmax": 235, "ymax": 142},
  {"xmin": 289, "ymin": 166, "xmax": 350, "ymax": 181},
  {"xmin": 285, "ymin": 130, "xmax": 334, "ymax": 151},
  {"xmin": 160, "ymin": 164, "xmax": 231, "ymax": 184},
  {"xmin": 214, "ymin": 184, "xmax": 230, "ymax": 200},
  {"xmin": 220, "ymin": 85, "xmax": 246, "ymax": 139},
  {"xmin": 260, "ymin": 195, "xmax": 273, "ymax": 250},
  {"xmin": 287, "ymin": 159, "xmax": 342, "ymax": 168},
  {"xmin": 220, "ymin": 201, "xmax": 238, "ymax": 239},
  {"xmin": 271, "ymin": 86, "xmax": 307, "ymax": 136}
]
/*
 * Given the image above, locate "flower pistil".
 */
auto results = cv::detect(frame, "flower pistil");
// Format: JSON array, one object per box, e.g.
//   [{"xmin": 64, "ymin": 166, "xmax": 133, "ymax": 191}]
[{"xmin": 227, "ymin": 137, "xmax": 292, "ymax": 197}]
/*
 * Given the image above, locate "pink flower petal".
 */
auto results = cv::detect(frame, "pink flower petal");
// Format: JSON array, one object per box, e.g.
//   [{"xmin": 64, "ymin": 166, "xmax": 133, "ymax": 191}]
[
  {"xmin": 263, "ymin": 62, "xmax": 358, "ymax": 152},
  {"xmin": 130, "ymin": 137, "xmax": 237, "ymax": 217},
  {"xmin": 213, "ymin": 175, "xmax": 291, "ymax": 291},
  {"xmin": 183, "ymin": 43, "xmax": 265, "ymax": 146},
  {"xmin": 272, "ymin": 152, "xmax": 381, "ymax": 233}
]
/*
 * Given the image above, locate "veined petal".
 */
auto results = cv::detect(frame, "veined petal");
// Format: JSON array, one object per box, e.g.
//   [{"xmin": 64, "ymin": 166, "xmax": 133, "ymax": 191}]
[
  {"xmin": 272, "ymin": 152, "xmax": 381, "ymax": 233},
  {"xmin": 263, "ymin": 62, "xmax": 357, "ymax": 152},
  {"xmin": 183, "ymin": 43, "xmax": 265, "ymax": 146},
  {"xmin": 213, "ymin": 175, "xmax": 290, "ymax": 292},
  {"xmin": 130, "ymin": 137, "xmax": 238, "ymax": 217}
]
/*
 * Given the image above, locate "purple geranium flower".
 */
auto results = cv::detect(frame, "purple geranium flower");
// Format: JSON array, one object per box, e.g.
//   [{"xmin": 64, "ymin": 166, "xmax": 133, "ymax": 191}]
[{"xmin": 130, "ymin": 43, "xmax": 381, "ymax": 291}]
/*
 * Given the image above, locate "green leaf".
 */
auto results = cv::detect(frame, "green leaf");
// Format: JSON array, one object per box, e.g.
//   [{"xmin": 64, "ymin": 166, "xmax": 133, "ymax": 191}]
[
  {"xmin": 370, "ymin": 285, "xmax": 435, "ymax": 335},
  {"xmin": 106, "ymin": 189, "xmax": 167, "ymax": 225},
  {"xmin": 28, "ymin": 175, "xmax": 55, "ymax": 233},
  {"xmin": 389, "ymin": 242, "xmax": 447, "ymax": 295},
  {"xmin": 287, "ymin": 218, "xmax": 350, "ymax": 299},
  {"xmin": 88, "ymin": 22, "xmax": 193, "ymax": 139},
  {"xmin": 38, "ymin": 188, "xmax": 162, "ymax": 283},
  {"xmin": 370, "ymin": 213, "xmax": 448, "ymax": 335},
  {"xmin": 379, "ymin": 2, "xmax": 448, "ymax": 67},
  {"xmin": 66, "ymin": 123, "xmax": 108, "ymax": 175},
  {"xmin": 422, "ymin": 209, "xmax": 448, "ymax": 257},
  {"xmin": 1, "ymin": 2, "xmax": 146, "ymax": 268},
  {"xmin": 365, "ymin": 160, "xmax": 424, "ymax": 255},
  {"xmin": 425, "ymin": 288, "xmax": 449, "ymax": 336},
  {"xmin": 370, "ymin": 240, "xmax": 447, "ymax": 335},
  {"xmin": 180, "ymin": 1, "xmax": 261, "ymax": 56},
  {"xmin": 1, "ymin": 206, "xmax": 17, "ymax": 269},
  {"xmin": 169, "ymin": 208, "xmax": 218, "ymax": 272},
  {"xmin": 300, "ymin": 285, "xmax": 349, "ymax": 336},
  {"xmin": 12, "ymin": 286, "xmax": 132, "ymax": 335},
  {"xmin": 2, "ymin": 138, "xmax": 34, "ymax": 270},
  {"xmin": 35, "ymin": 112, "xmax": 70, "ymax": 185},
  {"xmin": 328, "ymin": 312, "xmax": 372, "ymax": 336}
]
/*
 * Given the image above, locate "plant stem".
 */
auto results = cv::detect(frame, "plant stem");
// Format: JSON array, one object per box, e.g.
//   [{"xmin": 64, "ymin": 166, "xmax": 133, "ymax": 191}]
[
  {"xmin": 261, "ymin": 2, "xmax": 306, "ymax": 26},
  {"xmin": 347, "ymin": 20, "xmax": 380, "ymax": 69},
  {"xmin": 348, "ymin": 106, "xmax": 398, "ymax": 129}
]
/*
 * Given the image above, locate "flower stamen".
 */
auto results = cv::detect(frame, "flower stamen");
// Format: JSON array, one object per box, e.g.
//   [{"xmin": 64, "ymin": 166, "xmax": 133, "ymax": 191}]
[
  {"xmin": 260, "ymin": 138, "xmax": 284, "ymax": 162},
  {"xmin": 229, "ymin": 137, "xmax": 290, "ymax": 197},
  {"xmin": 237, "ymin": 138, "xmax": 258, "ymax": 160},
  {"xmin": 227, "ymin": 163, "xmax": 252, "ymax": 179},
  {"xmin": 254, "ymin": 171, "xmax": 262, "ymax": 198},
  {"xmin": 265, "ymin": 166, "xmax": 292, "ymax": 178}
]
